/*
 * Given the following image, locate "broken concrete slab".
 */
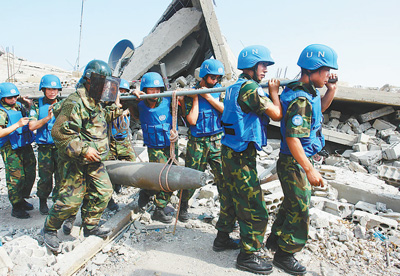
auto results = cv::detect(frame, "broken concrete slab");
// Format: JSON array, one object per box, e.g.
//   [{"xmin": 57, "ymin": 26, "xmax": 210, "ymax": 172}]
[
  {"xmin": 328, "ymin": 167, "xmax": 400, "ymax": 212},
  {"xmin": 121, "ymin": 8, "xmax": 202, "ymax": 80},
  {"xmin": 349, "ymin": 150, "xmax": 382, "ymax": 166},
  {"xmin": 373, "ymin": 119, "xmax": 397, "ymax": 131},
  {"xmin": 355, "ymin": 201, "xmax": 379, "ymax": 215},
  {"xmin": 382, "ymin": 142, "xmax": 400, "ymax": 160},
  {"xmin": 0, "ymin": 246, "xmax": 13, "ymax": 275},
  {"xmin": 377, "ymin": 165, "xmax": 400, "ymax": 187},
  {"xmin": 359, "ymin": 106, "xmax": 395, "ymax": 123}
]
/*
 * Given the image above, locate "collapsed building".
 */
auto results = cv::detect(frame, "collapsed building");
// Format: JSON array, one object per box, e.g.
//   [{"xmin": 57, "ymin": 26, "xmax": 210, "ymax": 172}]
[{"xmin": 1, "ymin": 0, "xmax": 400, "ymax": 275}]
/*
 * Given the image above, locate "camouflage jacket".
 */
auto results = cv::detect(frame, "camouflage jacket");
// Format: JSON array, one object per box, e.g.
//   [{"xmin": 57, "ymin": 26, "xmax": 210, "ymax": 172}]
[{"xmin": 51, "ymin": 87, "xmax": 123, "ymax": 163}]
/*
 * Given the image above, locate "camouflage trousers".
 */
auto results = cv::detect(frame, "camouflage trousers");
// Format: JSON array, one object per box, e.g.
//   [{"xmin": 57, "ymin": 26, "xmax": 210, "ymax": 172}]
[
  {"xmin": 271, "ymin": 153, "xmax": 312, "ymax": 253},
  {"xmin": 107, "ymin": 136, "xmax": 136, "ymax": 162},
  {"xmin": 0, "ymin": 143, "xmax": 36, "ymax": 206},
  {"xmin": 181, "ymin": 133, "xmax": 223, "ymax": 201},
  {"xmin": 37, "ymin": 144, "xmax": 60, "ymax": 201},
  {"xmin": 44, "ymin": 160, "xmax": 113, "ymax": 231},
  {"xmin": 220, "ymin": 143, "xmax": 268, "ymax": 254},
  {"xmin": 140, "ymin": 146, "xmax": 177, "ymax": 208}
]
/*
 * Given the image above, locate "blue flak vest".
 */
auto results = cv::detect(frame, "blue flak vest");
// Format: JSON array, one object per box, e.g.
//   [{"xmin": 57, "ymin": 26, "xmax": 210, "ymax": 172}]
[
  {"xmin": 280, "ymin": 87, "xmax": 324, "ymax": 157},
  {"xmin": 35, "ymin": 97, "xmax": 56, "ymax": 145},
  {"xmin": 221, "ymin": 78, "xmax": 270, "ymax": 152},
  {"xmin": 0, "ymin": 102, "xmax": 35, "ymax": 149},
  {"xmin": 111, "ymin": 115, "xmax": 130, "ymax": 140},
  {"xmin": 138, "ymin": 97, "xmax": 172, "ymax": 149},
  {"xmin": 189, "ymin": 83, "xmax": 223, "ymax": 138}
]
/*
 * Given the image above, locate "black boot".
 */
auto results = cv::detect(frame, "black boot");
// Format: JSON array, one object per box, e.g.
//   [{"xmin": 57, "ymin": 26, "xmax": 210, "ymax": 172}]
[
  {"xmin": 21, "ymin": 199, "xmax": 34, "ymax": 210},
  {"xmin": 138, "ymin": 190, "xmax": 150, "ymax": 210},
  {"xmin": 178, "ymin": 201, "xmax": 189, "ymax": 222},
  {"xmin": 265, "ymin": 233, "xmax": 279, "ymax": 252},
  {"xmin": 11, "ymin": 202, "xmax": 30, "ymax": 219},
  {"xmin": 83, "ymin": 225, "xmax": 111, "ymax": 238},
  {"xmin": 107, "ymin": 197, "xmax": 119, "ymax": 211},
  {"xmin": 213, "ymin": 231, "xmax": 240, "ymax": 252},
  {"xmin": 236, "ymin": 251, "xmax": 273, "ymax": 275},
  {"xmin": 152, "ymin": 206, "xmax": 173, "ymax": 224},
  {"xmin": 42, "ymin": 228, "xmax": 61, "ymax": 253},
  {"xmin": 273, "ymin": 247, "xmax": 306, "ymax": 275},
  {"xmin": 62, "ymin": 215, "xmax": 76, "ymax": 235},
  {"xmin": 39, "ymin": 198, "xmax": 49, "ymax": 215}
]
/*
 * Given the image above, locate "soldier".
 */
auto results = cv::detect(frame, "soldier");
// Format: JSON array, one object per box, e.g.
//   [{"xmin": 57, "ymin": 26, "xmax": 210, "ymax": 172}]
[
  {"xmin": 42, "ymin": 60, "xmax": 123, "ymax": 253},
  {"xmin": 0, "ymin": 82, "xmax": 36, "ymax": 219},
  {"xmin": 218, "ymin": 45, "xmax": 282, "ymax": 275},
  {"xmin": 132, "ymin": 72, "xmax": 176, "ymax": 224},
  {"xmin": 106, "ymin": 78, "xmax": 135, "ymax": 211},
  {"xmin": 266, "ymin": 44, "xmax": 338, "ymax": 275},
  {"xmin": 179, "ymin": 59, "xmax": 230, "ymax": 228},
  {"xmin": 29, "ymin": 74, "xmax": 62, "ymax": 215}
]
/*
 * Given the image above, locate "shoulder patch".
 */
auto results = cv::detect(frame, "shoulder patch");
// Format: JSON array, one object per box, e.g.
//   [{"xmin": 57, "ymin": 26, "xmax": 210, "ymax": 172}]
[{"xmin": 292, "ymin": 114, "xmax": 304, "ymax": 126}]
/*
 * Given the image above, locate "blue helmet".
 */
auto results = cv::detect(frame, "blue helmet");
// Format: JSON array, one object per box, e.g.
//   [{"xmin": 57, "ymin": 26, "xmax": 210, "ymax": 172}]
[
  {"xmin": 119, "ymin": 79, "xmax": 130, "ymax": 91},
  {"xmin": 140, "ymin": 72, "xmax": 164, "ymax": 91},
  {"xmin": 297, "ymin": 44, "xmax": 338, "ymax": 70},
  {"xmin": 237, "ymin": 45, "xmax": 275, "ymax": 70},
  {"xmin": 39, "ymin": 74, "xmax": 62, "ymax": 91},
  {"xmin": 0, "ymin": 82, "xmax": 20, "ymax": 100},
  {"xmin": 199, "ymin": 59, "xmax": 225, "ymax": 78}
]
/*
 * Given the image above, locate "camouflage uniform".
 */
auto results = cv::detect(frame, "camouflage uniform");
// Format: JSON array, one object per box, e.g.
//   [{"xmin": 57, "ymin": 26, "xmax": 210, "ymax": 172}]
[
  {"xmin": 29, "ymin": 98, "xmax": 62, "ymax": 201},
  {"xmin": 271, "ymin": 81, "xmax": 314, "ymax": 253},
  {"xmin": 44, "ymin": 86, "xmax": 122, "ymax": 231},
  {"xmin": 221, "ymin": 74, "xmax": 274, "ymax": 254},
  {"xmin": 0, "ymin": 103, "xmax": 36, "ymax": 205},
  {"xmin": 181, "ymin": 87, "xmax": 225, "ymax": 202},
  {"xmin": 107, "ymin": 116, "xmax": 136, "ymax": 162}
]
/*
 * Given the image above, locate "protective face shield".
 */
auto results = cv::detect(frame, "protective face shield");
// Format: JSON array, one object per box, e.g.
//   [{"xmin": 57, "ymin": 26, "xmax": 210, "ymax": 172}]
[{"xmin": 87, "ymin": 72, "xmax": 121, "ymax": 103}]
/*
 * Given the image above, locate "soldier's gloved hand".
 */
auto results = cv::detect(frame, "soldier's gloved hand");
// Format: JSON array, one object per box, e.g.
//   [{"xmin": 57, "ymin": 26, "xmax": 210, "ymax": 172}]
[{"xmin": 84, "ymin": 147, "xmax": 101, "ymax": 162}]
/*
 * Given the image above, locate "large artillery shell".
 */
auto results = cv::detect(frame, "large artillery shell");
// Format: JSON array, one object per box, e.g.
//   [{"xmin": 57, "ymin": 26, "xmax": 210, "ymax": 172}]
[{"xmin": 104, "ymin": 160, "xmax": 211, "ymax": 191}]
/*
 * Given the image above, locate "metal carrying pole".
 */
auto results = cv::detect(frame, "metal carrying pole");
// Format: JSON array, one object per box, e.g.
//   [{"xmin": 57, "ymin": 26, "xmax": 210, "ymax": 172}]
[{"xmin": 119, "ymin": 79, "xmax": 294, "ymax": 101}]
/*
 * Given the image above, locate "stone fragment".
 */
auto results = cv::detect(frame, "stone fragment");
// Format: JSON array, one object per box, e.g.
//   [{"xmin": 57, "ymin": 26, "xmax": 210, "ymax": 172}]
[
  {"xmin": 359, "ymin": 106, "xmax": 395, "ymax": 123},
  {"xmin": 373, "ymin": 119, "xmax": 396, "ymax": 131}
]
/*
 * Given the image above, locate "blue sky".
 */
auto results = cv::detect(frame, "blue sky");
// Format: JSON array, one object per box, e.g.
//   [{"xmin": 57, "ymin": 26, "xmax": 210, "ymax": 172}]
[{"xmin": 1, "ymin": 0, "xmax": 399, "ymax": 88}]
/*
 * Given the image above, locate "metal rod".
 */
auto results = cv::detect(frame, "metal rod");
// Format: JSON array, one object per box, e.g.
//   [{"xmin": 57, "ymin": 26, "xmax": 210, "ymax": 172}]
[{"xmin": 120, "ymin": 79, "xmax": 294, "ymax": 100}]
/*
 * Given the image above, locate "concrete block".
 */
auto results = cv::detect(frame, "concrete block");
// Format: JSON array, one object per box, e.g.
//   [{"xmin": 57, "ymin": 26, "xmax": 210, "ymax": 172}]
[
  {"xmin": 261, "ymin": 179, "xmax": 282, "ymax": 194},
  {"xmin": 355, "ymin": 201, "xmax": 379, "ymax": 215},
  {"xmin": 349, "ymin": 161, "xmax": 368, "ymax": 173},
  {"xmin": 377, "ymin": 165, "xmax": 400, "ymax": 187},
  {"xmin": 324, "ymin": 199, "xmax": 354, "ymax": 218},
  {"xmin": 393, "ymin": 161, "xmax": 400, "ymax": 167},
  {"xmin": 319, "ymin": 167, "xmax": 336, "ymax": 180},
  {"xmin": 359, "ymin": 122, "xmax": 372, "ymax": 133},
  {"xmin": 324, "ymin": 156, "xmax": 343, "ymax": 166},
  {"xmin": 383, "ymin": 142, "xmax": 400, "ymax": 160},
  {"xmin": 339, "ymin": 123, "xmax": 351, "ymax": 133},
  {"xmin": 176, "ymin": 76, "xmax": 188, "ymax": 87},
  {"xmin": 264, "ymin": 192, "xmax": 284, "ymax": 214},
  {"xmin": 379, "ymin": 129, "xmax": 395, "ymax": 139},
  {"xmin": 354, "ymin": 225, "xmax": 367, "ymax": 239},
  {"xmin": 310, "ymin": 196, "xmax": 330, "ymax": 210},
  {"xmin": 364, "ymin": 128, "xmax": 377, "ymax": 137},
  {"xmin": 347, "ymin": 117, "xmax": 360, "ymax": 129},
  {"xmin": 359, "ymin": 106, "xmax": 395, "ymax": 123},
  {"xmin": 368, "ymin": 143, "xmax": 381, "ymax": 151},
  {"xmin": 373, "ymin": 119, "xmax": 396, "ymax": 131},
  {"xmin": 329, "ymin": 110, "xmax": 341, "ymax": 120},
  {"xmin": 357, "ymin": 133, "xmax": 370, "ymax": 144},
  {"xmin": 364, "ymin": 213, "xmax": 398, "ymax": 232},
  {"xmin": 349, "ymin": 150, "xmax": 382, "ymax": 166},
  {"xmin": 381, "ymin": 212, "xmax": 400, "ymax": 223},
  {"xmin": 388, "ymin": 134, "xmax": 400, "ymax": 144},
  {"xmin": 323, "ymin": 113, "xmax": 329, "ymax": 124},
  {"xmin": 327, "ymin": 118, "xmax": 340, "ymax": 129},
  {"xmin": 352, "ymin": 143, "xmax": 368, "ymax": 152},
  {"xmin": 341, "ymin": 149, "xmax": 354, "ymax": 158},
  {"xmin": 310, "ymin": 208, "xmax": 341, "ymax": 228}
]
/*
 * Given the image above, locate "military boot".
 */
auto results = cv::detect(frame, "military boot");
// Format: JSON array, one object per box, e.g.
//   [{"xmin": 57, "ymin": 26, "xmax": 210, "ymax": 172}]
[
  {"xmin": 11, "ymin": 202, "xmax": 30, "ymax": 219},
  {"xmin": 83, "ymin": 225, "xmax": 111, "ymax": 238},
  {"xmin": 236, "ymin": 251, "xmax": 273, "ymax": 275},
  {"xmin": 178, "ymin": 201, "xmax": 189, "ymax": 222},
  {"xmin": 107, "ymin": 197, "xmax": 119, "ymax": 211},
  {"xmin": 265, "ymin": 233, "xmax": 279, "ymax": 252},
  {"xmin": 138, "ymin": 190, "xmax": 150, "ymax": 210},
  {"xmin": 39, "ymin": 198, "xmax": 49, "ymax": 215},
  {"xmin": 273, "ymin": 247, "xmax": 306, "ymax": 275},
  {"xmin": 21, "ymin": 199, "xmax": 34, "ymax": 210},
  {"xmin": 42, "ymin": 228, "xmax": 61, "ymax": 253},
  {"xmin": 152, "ymin": 206, "xmax": 173, "ymax": 224},
  {"xmin": 213, "ymin": 231, "xmax": 240, "ymax": 252},
  {"xmin": 62, "ymin": 215, "xmax": 76, "ymax": 235}
]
